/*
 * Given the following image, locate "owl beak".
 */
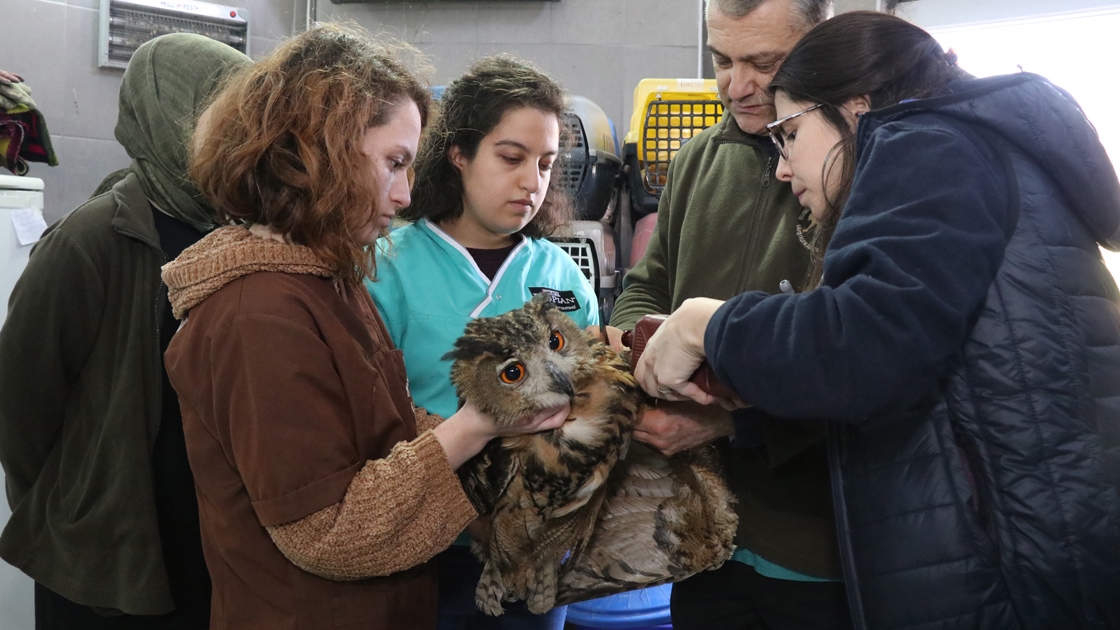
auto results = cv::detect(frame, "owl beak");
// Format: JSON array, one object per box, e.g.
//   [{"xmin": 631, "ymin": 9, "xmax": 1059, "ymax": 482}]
[{"xmin": 545, "ymin": 361, "xmax": 574, "ymax": 398}]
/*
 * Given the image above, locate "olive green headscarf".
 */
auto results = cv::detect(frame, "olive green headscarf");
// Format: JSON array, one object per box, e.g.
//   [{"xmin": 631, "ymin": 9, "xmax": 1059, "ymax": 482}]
[{"xmin": 113, "ymin": 33, "xmax": 250, "ymax": 232}]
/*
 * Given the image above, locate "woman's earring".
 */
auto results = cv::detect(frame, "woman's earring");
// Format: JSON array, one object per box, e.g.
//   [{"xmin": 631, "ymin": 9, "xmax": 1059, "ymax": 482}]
[{"xmin": 795, "ymin": 207, "xmax": 815, "ymax": 251}]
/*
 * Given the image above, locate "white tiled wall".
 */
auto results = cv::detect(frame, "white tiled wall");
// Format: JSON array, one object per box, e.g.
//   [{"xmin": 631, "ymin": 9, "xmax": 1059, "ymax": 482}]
[
  {"xmin": 0, "ymin": 0, "xmax": 296, "ymax": 223},
  {"xmin": 1, "ymin": 0, "xmax": 888, "ymax": 223},
  {"xmin": 318, "ymin": 0, "xmax": 706, "ymax": 144}
]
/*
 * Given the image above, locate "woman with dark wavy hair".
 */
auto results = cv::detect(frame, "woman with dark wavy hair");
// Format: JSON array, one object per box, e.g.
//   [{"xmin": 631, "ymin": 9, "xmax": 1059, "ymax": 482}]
[
  {"xmin": 367, "ymin": 54, "xmax": 596, "ymax": 630},
  {"xmin": 161, "ymin": 26, "xmax": 568, "ymax": 630},
  {"xmin": 634, "ymin": 11, "xmax": 1120, "ymax": 629}
]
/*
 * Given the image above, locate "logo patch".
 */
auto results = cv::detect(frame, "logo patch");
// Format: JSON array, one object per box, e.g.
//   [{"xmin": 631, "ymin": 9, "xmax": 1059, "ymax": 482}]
[{"xmin": 529, "ymin": 287, "xmax": 581, "ymax": 312}]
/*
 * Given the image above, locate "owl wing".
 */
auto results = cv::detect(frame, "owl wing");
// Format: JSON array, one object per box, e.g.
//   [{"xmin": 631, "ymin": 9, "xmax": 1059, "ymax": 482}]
[
  {"xmin": 458, "ymin": 439, "xmax": 520, "ymax": 517},
  {"xmin": 554, "ymin": 441, "xmax": 738, "ymax": 606}
]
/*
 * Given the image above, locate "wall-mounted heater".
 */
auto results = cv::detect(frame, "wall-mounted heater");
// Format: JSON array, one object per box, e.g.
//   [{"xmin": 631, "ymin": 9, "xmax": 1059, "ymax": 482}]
[{"xmin": 99, "ymin": 0, "xmax": 249, "ymax": 69}]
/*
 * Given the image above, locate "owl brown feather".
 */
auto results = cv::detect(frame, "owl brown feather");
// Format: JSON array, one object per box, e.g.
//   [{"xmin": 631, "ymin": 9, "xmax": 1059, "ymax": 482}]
[
  {"xmin": 554, "ymin": 442, "xmax": 738, "ymax": 605},
  {"xmin": 446, "ymin": 295, "xmax": 737, "ymax": 615}
]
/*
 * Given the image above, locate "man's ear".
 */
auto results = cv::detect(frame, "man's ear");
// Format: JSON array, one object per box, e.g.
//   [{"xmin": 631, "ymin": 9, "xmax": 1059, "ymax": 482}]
[
  {"xmin": 449, "ymin": 145, "xmax": 465, "ymax": 172},
  {"xmin": 844, "ymin": 94, "xmax": 872, "ymax": 116}
]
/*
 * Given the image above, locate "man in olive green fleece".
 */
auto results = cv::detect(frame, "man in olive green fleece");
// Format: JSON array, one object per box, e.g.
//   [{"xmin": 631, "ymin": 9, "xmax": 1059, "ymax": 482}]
[
  {"xmin": 610, "ymin": 1, "xmax": 851, "ymax": 628},
  {"xmin": 0, "ymin": 35, "xmax": 249, "ymax": 629}
]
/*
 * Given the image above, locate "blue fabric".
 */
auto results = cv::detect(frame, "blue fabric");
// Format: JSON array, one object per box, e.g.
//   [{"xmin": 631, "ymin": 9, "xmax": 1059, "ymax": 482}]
[
  {"xmin": 368, "ymin": 219, "xmax": 599, "ymax": 418},
  {"xmin": 706, "ymin": 73, "xmax": 1120, "ymax": 628},
  {"xmin": 730, "ymin": 548, "xmax": 839, "ymax": 583}
]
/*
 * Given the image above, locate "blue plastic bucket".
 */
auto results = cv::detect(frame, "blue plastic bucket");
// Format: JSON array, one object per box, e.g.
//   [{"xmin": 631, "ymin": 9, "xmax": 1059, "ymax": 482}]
[{"xmin": 565, "ymin": 584, "xmax": 673, "ymax": 629}]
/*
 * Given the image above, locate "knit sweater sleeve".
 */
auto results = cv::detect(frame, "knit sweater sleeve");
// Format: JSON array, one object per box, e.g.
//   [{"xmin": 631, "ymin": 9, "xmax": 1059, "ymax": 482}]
[
  {"xmin": 414, "ymin": 407, "xmax": 443, "ymax": 433},
  {"xmin": 266, "ymin": 430, "xmax": 476, "ymax": 580}
]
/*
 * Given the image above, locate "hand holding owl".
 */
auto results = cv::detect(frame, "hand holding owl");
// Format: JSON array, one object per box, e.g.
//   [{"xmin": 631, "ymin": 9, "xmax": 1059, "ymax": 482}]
[
  {"xmin": 632, "ymin": 400, "xmax": 735, "ymax": 456},
  {"xmin": 633, "ymin": 297, "xmax": 739, "ymax": 409},
  {"xmin": 433, "ymin": 399, "xmax": 571, "ymax": 470}
]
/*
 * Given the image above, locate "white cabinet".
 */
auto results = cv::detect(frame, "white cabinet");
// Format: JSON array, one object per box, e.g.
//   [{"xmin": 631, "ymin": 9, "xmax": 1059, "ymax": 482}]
[
  {"xmin": 0, "ymin": 173, "xmax": 44, "ymax": 630},
  {"xmin": 0, "ymin": 174, "xmax": 45, "ymax": 329}
]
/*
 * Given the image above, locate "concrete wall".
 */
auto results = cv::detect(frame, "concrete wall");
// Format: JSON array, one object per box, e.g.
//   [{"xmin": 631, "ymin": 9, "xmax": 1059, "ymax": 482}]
[
  {"xmin": 315, "ymin": 0, "xmax": 892, "ymax": 132},
  {"xmin": 1, "ymin": 0, "xmax": 893, "ymax": 223},
  {"xmin": 318, "ymin": 0, "xmax": 706, "ymax": 145}
]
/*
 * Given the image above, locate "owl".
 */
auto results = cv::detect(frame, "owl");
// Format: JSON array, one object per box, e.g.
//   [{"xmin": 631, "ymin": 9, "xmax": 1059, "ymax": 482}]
[{"xmin": 446, "ymin": 295, "xmax": 737, "ymax": 615}]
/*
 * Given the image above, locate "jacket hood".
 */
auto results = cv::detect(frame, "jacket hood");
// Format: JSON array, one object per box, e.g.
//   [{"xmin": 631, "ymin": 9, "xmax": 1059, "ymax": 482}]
[
  {"xmin": 162, "ymin": 226, "xmax": 333, "ymax": 319},
  {"xmin": 862, "ymin": 73, "xmax": 1120, "ymax": 249}
]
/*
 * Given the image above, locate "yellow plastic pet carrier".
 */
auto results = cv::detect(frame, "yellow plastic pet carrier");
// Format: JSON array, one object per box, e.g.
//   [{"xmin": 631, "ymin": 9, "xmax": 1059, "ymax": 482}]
[{"xmin": 623, "ymin": 78, "xmax": 723, "ymax": 213}]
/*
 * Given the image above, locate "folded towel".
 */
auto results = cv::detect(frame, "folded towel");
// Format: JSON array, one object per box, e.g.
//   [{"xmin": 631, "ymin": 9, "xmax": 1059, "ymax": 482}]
[
  {"xmin": 0, "ymin": 81, "xmax": 35, "ymax": 110},
  {"xmin": 0, "ymin": 104, "xmax": 58, "ymax": 175}
]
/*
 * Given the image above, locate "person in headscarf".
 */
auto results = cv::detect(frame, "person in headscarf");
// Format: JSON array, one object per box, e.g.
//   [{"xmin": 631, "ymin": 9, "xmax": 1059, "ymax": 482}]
[{"xmin": 0, "ymin": 33, "xmax": 249, "ymax": 629}]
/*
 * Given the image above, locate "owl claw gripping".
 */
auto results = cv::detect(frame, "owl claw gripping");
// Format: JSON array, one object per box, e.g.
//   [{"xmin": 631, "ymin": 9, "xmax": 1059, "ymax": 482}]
[{"xmin": 447, "ymin": 296, "xmax": 738, "ymax": 614}]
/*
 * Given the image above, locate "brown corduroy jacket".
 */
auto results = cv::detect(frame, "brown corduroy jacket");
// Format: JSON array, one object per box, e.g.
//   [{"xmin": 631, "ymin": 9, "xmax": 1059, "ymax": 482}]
[{"xmin": 164, "ymin": 226, "xmax": 475, "ymax": 629}]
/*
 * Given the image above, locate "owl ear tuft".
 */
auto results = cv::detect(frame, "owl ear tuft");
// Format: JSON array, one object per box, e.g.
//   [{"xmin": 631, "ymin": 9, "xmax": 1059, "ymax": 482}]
[{"xmin": 443, "ymin": 335, "xmax": 503, "ymax": 363}]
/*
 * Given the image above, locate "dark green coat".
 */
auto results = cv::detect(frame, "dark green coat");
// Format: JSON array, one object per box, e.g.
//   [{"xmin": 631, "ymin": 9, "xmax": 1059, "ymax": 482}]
[{"xmin": 0, "ymin": 173, "xmax": 176, "ymax": 614}]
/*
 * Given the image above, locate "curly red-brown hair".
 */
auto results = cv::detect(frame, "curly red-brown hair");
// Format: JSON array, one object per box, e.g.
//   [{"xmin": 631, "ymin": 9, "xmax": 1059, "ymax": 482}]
[{"xmin": 190, "ymin": 23, "xmax": 431, "ymax": 283}]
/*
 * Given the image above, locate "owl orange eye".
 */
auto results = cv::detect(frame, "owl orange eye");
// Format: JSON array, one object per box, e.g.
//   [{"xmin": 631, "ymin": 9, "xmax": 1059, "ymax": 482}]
[
  {"xmin": 500, "ymin": 362, "xmax": 526, "ymax": 384},
  {"xmin": 549, "ymin": 331, "xmax": 565, "ymax": 352}
]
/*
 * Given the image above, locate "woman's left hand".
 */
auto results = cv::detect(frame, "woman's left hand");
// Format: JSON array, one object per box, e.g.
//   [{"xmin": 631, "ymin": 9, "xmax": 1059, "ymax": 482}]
[
  {"xmin": 634, "ymin": 298, "xmax": 725, "ymax": 406},
  {"xmin": 435, "ymin": 400, "xmax": 569, "ymax": 469},
  {"xmin": 493, "ymin": 403, "xmax": 570, "ymax": 437}
]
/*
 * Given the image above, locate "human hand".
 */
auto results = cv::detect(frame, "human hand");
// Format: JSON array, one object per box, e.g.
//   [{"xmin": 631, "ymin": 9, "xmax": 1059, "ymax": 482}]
[
  {"xmin": 435, "ymin": 399, "xmax": 569, "ymax": 469},
  {"xmin": 634, "ymin": 298, "xmax": 725, "ymax": 406},
  {"xmin": 633, "ymin": 400, "xmax": 734, "ymax": 455},
  {"xmin": 490, "ymin": 402, "xmax": 570, "ymax": 438},
  {"xmin": 0, "ymin": 70, "xmax": 23, "ymax": 84},
  {"xmin": 584, "ymin": 324, "xmax": 626, "ymax": 352}
]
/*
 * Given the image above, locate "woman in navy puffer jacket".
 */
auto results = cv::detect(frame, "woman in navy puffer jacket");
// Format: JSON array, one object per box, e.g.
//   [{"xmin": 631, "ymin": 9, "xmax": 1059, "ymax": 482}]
[{"xmin": 634, "ymin": 11, "xmax": 1120, "ymax": 630}]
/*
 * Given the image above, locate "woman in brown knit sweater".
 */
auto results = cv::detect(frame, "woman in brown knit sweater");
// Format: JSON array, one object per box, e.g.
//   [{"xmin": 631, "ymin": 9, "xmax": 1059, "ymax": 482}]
[{"xmin": 161, "ymin": 25, "xmax": 569, "ymax": 630}]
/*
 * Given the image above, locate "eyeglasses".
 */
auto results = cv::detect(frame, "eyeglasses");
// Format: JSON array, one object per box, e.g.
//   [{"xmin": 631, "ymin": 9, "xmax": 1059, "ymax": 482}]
[{"xmin": 766, "ymin": 103, "xmax": 824, "ymax": 160}]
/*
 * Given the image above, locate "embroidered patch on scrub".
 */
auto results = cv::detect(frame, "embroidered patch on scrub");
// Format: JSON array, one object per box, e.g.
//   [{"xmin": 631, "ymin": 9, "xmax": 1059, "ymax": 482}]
[{"xmin": 529, "ymin": 287, "xmax": 581, "ymax": 312}]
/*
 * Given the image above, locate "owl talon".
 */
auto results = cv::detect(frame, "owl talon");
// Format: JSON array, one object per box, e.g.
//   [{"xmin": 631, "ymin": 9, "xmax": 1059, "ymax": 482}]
[
  {"xmin": 475, "ymin": 563, "xmax": 507, "ymax": 617},
  {"xmin": 477, "ymin": 596, "xmax": 505, "ymax": 617},
  {"xmin": 526, "ymin": 592, "xmax": 555, "ymax": 615},
  {"xmin": 525, "ymin": 568, "xmax": 558, "ymax": 614}
]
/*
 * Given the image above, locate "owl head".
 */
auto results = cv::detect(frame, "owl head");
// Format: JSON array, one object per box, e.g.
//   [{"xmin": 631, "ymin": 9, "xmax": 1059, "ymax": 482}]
[{"xmin": 444, "ymin": 295, "xmax": 597, "ymax": 426}]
